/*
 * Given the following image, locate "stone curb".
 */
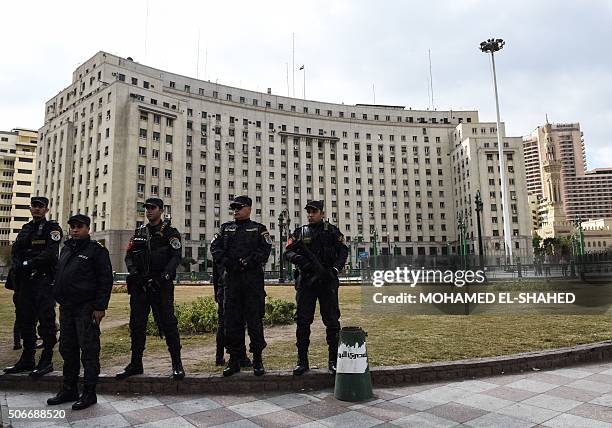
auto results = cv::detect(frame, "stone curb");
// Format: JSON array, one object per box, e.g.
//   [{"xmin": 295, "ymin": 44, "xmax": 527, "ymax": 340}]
[{"xmin": 1, "ymin": 340, "xmax": 611, "ymax": 394}]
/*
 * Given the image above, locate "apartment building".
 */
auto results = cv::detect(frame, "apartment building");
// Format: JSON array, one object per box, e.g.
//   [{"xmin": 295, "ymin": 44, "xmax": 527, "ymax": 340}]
[{"xmin": 0, "ymin": 128, "xmax": 38, "ymax": 246}]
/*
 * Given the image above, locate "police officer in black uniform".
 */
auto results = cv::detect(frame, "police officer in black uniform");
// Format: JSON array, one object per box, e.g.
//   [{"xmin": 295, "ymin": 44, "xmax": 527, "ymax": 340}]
[
  {"xmin": 47, "ymin": 214, "xmax": 113, "ymax": 410},
  {"xmin": 4, "ymin": 196, "xmax": 62, "ymax": 377},
  {"xmin": 213, "ymin": 262, "xmax": 251, "ymax": 368},
  {"xmin": 211, "ymin": 196, "xmax": 272, "ymax": 377},
  {"xmin": 117, "ymin": 198, "xmax": 185, "ymax": 380},
  {"xmin": 285, "ymin": 200, "xmax": 348, "ymax": 375}
]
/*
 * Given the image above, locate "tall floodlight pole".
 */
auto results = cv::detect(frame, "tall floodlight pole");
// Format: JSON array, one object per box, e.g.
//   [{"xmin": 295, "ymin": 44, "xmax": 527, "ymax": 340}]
[{"xmin": 480, "ymin": 38, "xmax": 512, "ymax": 265}]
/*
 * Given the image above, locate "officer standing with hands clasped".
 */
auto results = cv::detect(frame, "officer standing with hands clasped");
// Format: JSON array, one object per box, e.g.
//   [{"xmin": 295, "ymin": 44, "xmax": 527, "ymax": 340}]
[
  {"xmin": 117, "ymin": 198, "xmax": 185, "ymax": 380},
  {"xmin": 211, "ymin": 196, "xmax": 272, "ymax": 377},
  {"xmin": 4, "ymin": 196, "xmax": 62, "ymax": 377},
  {"xmin": 47, "ymin": 214, "xmax": 113, "ymax": 410},
  {"xmin": 285, "ymin": 200, "xmax": 348, "ymax": 375}
]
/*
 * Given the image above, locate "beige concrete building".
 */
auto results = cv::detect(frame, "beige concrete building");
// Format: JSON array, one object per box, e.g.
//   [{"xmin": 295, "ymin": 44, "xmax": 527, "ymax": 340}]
[
  {"xmin": 523, "ymin": 122, "xmax": 612, "ymax": 221},
  {"xmin": 451, "ymin": 123, "xmax": 533, "ymax": 261},
  {"xmin": 0, "ymin": 128, "xmax": 38, "ymax": 246},
  {"xmin": 37, "ymin": 51, "xmax": 533, "ymax": 269}
]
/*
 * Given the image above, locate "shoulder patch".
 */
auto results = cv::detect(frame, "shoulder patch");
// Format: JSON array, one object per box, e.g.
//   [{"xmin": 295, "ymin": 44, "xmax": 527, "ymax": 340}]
[
  {"xmin": 338, "ymin": 234, "xmax": 345, "ymax": 243},
  {"xmin": 263, "ymin": 232, "xmax": 272, "ymax": 245},
  {"xmin": 170, "ymin": 237, "xmax": 182, "ymax": 249},
  {"xmin": 211, "ymin": 232, "xmax": 219, "ymax": 244},
  {"xmin": 50, "ymin": 230, "xmax": 61, "ymax": 241}
]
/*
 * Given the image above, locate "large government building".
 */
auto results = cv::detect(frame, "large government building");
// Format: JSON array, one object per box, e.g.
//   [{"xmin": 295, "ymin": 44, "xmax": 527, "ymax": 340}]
[
  {"xmin": 37, "ymin": 51, "xmax": 533, "ymax": 269},
  {"xmin": 0, "ymin": 128, "xmax": 38, "ymax": 246}
]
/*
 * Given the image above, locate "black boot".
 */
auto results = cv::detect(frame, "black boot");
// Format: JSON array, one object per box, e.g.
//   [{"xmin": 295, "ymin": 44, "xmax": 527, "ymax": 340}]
[
  {"xmin": 115, "ymin": 354, "xmax": 143, "ymax": 380},
  {"xmin": 222, "ymin": 355, "xmax": 240, "ymax": 377},
  {"xmin": 47, "ymin": 384, "xmax": 79, "ymax": 405},
  {"xmin": 239, "ymin": 351, "xmax": 252, "ymax": 368},
  {"xmin": 253, "ymin": 352, "xmax": 265, "ymax": 376},
  {"xmin": 293, "ymin": 350, "xmax": 309, "ymax": 376},
  {"xmin": 3, "ymin": 351, "xmax": 35, "ymax": 374},
  {"xmin": 170, "ymin": 351, "xmax": 185, "ymax": 380},
  {"xmin": 215, "ymin": 345, "xmax": 226, "ymax": 366},
  {"xmin": 72, "ymin": 385, "xmax": 97, "ymax": 410},
  {"xmin": 328, "ymin": 347, "xmax": 338, "ymax": 374},
  {"xmin": 30, "ymin": 348, "xmax": 54, "ymax": 378},
  {"xmin": 13, "ymin": 326, "xmax": 21, "ymax": 350}
]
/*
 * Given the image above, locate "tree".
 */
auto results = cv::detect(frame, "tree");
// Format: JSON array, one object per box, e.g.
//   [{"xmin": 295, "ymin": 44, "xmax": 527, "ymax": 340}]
[{"xmin": 179, "ymin": 257, "xmax": 196, "ymax": 271}]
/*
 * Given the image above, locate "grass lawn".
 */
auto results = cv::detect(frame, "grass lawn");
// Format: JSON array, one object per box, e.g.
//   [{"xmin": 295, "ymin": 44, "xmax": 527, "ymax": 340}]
[{"xmin": 2, "ymin": 282, "xmax": 612, "ymax": 374}]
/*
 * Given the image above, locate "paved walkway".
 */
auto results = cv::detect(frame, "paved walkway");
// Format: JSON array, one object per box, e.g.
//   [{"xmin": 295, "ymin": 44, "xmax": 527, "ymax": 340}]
[{"xmin": 4, "ymin": 361, "xmax": 612, "ymax": 427}]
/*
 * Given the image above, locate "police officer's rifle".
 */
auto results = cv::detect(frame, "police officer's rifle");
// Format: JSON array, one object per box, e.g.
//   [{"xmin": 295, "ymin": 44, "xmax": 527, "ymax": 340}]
[
  {"xmin": 286, "ymin": 237, "xmax": 334, "ymax": 287},
  {"xmin": 128, "ymin": 235, "xmax": 165, "ymax": 338}
]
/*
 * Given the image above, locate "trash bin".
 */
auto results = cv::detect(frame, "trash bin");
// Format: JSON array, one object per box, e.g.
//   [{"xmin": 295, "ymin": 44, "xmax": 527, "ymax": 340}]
[{"xmin": 334, "ymin": 326, "xmax": 373, "ymax": 402}]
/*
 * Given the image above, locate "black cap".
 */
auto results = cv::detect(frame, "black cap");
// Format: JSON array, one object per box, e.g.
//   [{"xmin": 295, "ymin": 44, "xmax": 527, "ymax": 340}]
[
  {"xmin": 68, "ymin": 214, "xmax": 91, "ymax": 227},
  {"xmin": 31, "ymin": 196, "xmax": 49, "ymax": 207},
  {"xmin": 144, "ymin": 198, "xmax": 164, "ymax": 209},
  {"xmin": 230, "ymin": 195, "xmax": 252, "ymax": 209},
  {"xmin": 305, "ymin": 200, "xmax": 324, "ymax": 211}
]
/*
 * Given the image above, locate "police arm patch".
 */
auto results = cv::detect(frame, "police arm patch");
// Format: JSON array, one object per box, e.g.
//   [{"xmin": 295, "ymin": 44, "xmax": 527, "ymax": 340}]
[
  {"xmin": 170, "ymin": 237, "xmax": 182, "ymax": 249},
  {"xmin": 50, "ymin": 230, "xmax": 61, "ymax": 242},
  {"xmin": 262, "ymin": 231, "xmax": 272, "ymax": 245},
  {"xmin": 338, "ymin": 234, "xmax": 345, "ymax": 243}
]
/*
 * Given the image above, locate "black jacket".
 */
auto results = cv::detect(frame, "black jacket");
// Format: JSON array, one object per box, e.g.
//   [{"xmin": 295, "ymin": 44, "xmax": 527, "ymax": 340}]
[
  {"xmin": 125, "ymin": 220, "xmax": 182, "ymax": 278},
  {"xmin": 53, "ymin": 237, "xmax": 113, "ymax": 311},
  {"xmin": 285, "ymin": 220, "xmax": 349, "ymax": 272},
  {"xmin": 12, "ymin": 218, "xmax": 63, "ymax": 276},
  {"xmin": 210, "ymin": 218, "xmax": 272, "ymax": 272}
]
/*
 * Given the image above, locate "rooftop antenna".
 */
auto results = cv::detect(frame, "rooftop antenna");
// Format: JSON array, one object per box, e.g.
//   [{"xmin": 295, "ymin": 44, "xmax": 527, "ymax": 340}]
[
  {"xmin": 286, "ymin": 63, "xmax": 290, "ymax": 96},
  {"xmin": 196, "ymin": 29, "xmax": 200, "ymax": 78},
  {"xmin": 292, "ymin": 33, "xmax": 296, "ymax": 98},
  {"xmin": 429, "ymin": 49, "xmax": 435, "ymax": 110},
  {"xmin": 144, "ymin": 0, "xmax": 150, "ymax": 62},
  {"xmin": 372, "ymin": 84, "xmax": 376, "ymax": 104},
  {"xmin": 204, "ymin": 47, "xmax": 208, "ymax": 80}
]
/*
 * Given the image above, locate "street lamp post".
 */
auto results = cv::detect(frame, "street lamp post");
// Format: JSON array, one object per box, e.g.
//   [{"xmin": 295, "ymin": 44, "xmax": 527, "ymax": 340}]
[
  {"xmin": 457, "ymin": 213, "xmax": 467, "ymax": 269},
  {"xmin": 480, "ymin": 38, "xmax": 512, "ymax": 265},
  {"xmin": 474, "ymin": 191, "xmax": 484, "ymax": 270},
  {"xmin": 278, "ymin": 209, "xmax": 291, "ymax": 283}
]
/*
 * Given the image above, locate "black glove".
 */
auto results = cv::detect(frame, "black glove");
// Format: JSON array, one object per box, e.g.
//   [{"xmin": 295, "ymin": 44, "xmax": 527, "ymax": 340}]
[
  {"xmin": 222, "ymin": 257, "xmax": 240, "ymax": 272},
  {"xmin": 241, "ymin": 256, "xmax": 259, "ymax": 269}
]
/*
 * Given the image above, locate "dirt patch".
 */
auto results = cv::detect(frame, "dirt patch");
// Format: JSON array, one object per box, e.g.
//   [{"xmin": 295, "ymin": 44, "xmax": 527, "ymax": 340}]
[{"xmin": 103, "ymin": 320, "xmax": 326, "ymax": 374}]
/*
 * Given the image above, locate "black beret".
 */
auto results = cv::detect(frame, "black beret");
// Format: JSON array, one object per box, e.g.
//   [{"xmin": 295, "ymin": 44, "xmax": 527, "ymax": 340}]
[
  {"xmin": 230, "ymin": 195, "xmax": 252, "ymax": 209},
  {"xmin": 31, "ymin": 196, "xmax": 49, "ymax": 207},
  {"xmin": 144, "ymin": 198, "xmax": 164, "ymax": 209},
  {"xmin": 68, "ymin": 214, "xmax": 91, "ymax": 227},
  {"xmin": 305, "ymin": 200, "xmax": 324, "ymax": 211}
]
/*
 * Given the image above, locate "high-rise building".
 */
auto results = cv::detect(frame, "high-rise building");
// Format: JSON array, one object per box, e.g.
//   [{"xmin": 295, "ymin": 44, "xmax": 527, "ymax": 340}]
[
  {"xmin": 37, "ymin": 51, "xmax": 533, "ymax": 269},
  {"xmin": 523, "ymin": 122, "xmax": 612, "ymax": 221},
  {"xmin": 0, "ymin": 128, "xmax": 38, "ymax": 246}
]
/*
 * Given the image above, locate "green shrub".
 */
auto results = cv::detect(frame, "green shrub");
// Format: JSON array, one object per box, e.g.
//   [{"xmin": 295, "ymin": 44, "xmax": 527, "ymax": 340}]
[{"xmin": 146, "ymin": 296, "xmax": 296, "ymax": 335}]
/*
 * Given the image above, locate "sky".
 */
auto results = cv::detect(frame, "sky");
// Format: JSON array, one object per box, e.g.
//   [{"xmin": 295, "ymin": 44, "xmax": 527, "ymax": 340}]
[{"xmin": 1, "ymin": 0, "xmax": 611, "ymax": 168}]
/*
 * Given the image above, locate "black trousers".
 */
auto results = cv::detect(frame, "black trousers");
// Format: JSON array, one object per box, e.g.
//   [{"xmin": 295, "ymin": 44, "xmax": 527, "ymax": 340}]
[
  {"xmin": 216, "ymin": 287, "xmax": 247, "ymax": 355},
  {"xmin": 129, "ymin": 279, "xmax": 181, "ymax": 355},
  {"xmin": 59, "ymin": 304, "xmax": 100, "ymax": 387},
  {"xmin": 12, "ymin": 292, "xmax": 21, "ymax": 345},
  {"xmin": 15, "ymin": 274, "xmax": 57, "ymax": 354},
  {"xmin": 295, "ymin": 276, "xmax": 341, "ymax": 353},
  {"xmin": 223, "ymin": 270, "xmax": 266, "ymax": 356}
]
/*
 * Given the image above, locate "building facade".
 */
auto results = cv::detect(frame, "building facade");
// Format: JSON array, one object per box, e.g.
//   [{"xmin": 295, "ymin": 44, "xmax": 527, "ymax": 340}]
[
  {"xmin": 523, "ymin": 122, "xmax": 612, "ymax": 221},
  {"xmin": 37, "ymin": 51, "xmax": 533, "ymax": 269},
  {"xmin": 0, "ymin": 128, "xmax": 38, "ymax": 246}
]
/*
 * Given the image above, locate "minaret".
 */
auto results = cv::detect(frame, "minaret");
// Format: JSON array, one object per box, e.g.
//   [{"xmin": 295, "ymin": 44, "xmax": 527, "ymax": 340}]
[{"xmin": 540, "ymin": 123, "xmax": 569, "ymax": 236}]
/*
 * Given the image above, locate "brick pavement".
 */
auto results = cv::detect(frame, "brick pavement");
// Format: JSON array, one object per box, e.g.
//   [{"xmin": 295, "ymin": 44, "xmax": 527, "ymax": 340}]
[{"xmin": 4, "ymin": 361, "xmax": 612, "ymax": 427}]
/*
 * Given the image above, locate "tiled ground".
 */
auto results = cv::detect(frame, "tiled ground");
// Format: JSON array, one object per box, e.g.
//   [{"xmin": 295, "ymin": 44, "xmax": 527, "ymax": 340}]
[{"xmin": 4, "ymin": 362, "xmax": 612, "ymax": 427}]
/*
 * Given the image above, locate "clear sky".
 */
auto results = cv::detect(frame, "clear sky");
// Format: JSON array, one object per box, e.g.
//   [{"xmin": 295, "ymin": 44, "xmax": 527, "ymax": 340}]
[{"xmin": 1, "ymin": 0, "xmax": 610, "ymax": 168}]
